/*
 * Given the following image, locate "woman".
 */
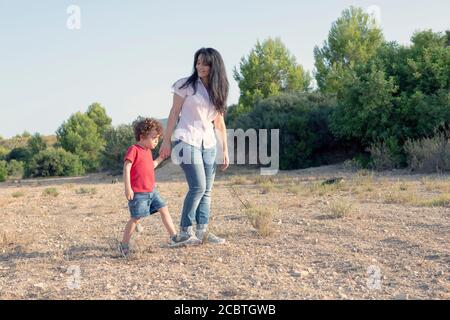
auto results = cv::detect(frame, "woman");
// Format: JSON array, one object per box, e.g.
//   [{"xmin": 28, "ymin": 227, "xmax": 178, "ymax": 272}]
[{"xmin": 159, "ymin": 47, "xmax": 230, "ymax": 246}]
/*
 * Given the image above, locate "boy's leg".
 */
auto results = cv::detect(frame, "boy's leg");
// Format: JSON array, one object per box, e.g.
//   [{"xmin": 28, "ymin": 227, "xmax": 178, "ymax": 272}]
[
  {"xmin": 157, "ymin": 206, "xmax": 176, "ymax": 237},
  {"xmin": 121, "ymin": 217, "xmax": 139, "ymax": 245}
]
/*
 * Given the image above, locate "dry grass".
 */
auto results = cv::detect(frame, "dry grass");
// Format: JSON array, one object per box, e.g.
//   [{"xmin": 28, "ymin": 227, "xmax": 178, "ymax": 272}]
[
  {"xmin": 260, "ymin": 181, "xmax": 274, "ymax": 194},
  {"xmin": 253, "ymin": 176, "xmax": 275, "ymax": 185},
  {"xmin": 76, "ymin": 187, "xmax": 97, "ymax": 195},
  {"xmin": 12, "ymin": 191, "xmax": 25, "ymax": 198},
  {"xmin": 244, "ymin": 204, "xmax": 275, "ymax": 237},
  {"xmin": 286, "ymin": 185, "xmax": 302, "ymax": 195},
  {"xmin": 43, "ymin": 187, "xmax": 59, "ymax": 197},
  {"xmin": 326, "ymin": 199, "xmax": 358, "ymax": 219},
  {"xmin": 420, "ymin": 177, "xmax": 450, "ymax": 193},
  {"xmin": 230, "ymin": 176, "xmax": 247, "ymax": 185},
  {"xmin": 384, "ymin": 189, "xmax": 419, "ymax": 205},
  {"xmin": 418, "ymin": 194, "xmax": 450, "ymax": 208}
]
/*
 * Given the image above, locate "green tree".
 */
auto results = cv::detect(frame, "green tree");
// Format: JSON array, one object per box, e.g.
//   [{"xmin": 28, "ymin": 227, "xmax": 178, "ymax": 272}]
[
  {"xmin": 330, "ymin": 29, "xmax": 450, "ymax": 169},
  {"xmin": 27, "ymin": 133, "xmax": 48, "ymax": 155},
  {"xmin": 86, "ymin": 102, "xmax": 112, "ymax": 136},
  {"xmin": 233, "ymin": 38, "xmax": 311, "ymax": 117},
  {"xmin": 314, "ymin": 6, "xmax": 384, "ymax": 94},
  {"xmin": 330, "ymin": 61, "xmax": 398, "ymax": 145},
  {"xmin": 101, "ymin": 124, "xmax": 135, "ymax": 172},
  {"xmin": 56, "ymin": 112, "xmax": 105, "ymax": 172}
]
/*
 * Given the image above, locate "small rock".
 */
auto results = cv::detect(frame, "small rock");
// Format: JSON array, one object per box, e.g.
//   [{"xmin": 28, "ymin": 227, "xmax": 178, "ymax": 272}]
[
  {"xmin": 217, "ymin": 257, "xmax": 223, "ymax": 263},
  {"xmin": 34, "ymin": 283, "xmax": 46, "ymax": 289},
  {"xmin": 394, "ymin": 293, "xmax": 409, "ymax": 300},
  {"xmin": 300, "ymin": 271, "xmax": 310, "ymax": 278},
  {"xmin": 291, "ymin": 270, "xmax": 301, "ymax": 277}
]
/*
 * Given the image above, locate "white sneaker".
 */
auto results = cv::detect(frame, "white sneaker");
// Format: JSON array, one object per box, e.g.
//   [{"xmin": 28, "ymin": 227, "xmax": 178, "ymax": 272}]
[
  {"xmin": 168, "ymin": 233, "xmax": 202, "ymax": 248},
  {"xmin": 196, "ymin": 230, "xmax": 226, "ymax": 244}
]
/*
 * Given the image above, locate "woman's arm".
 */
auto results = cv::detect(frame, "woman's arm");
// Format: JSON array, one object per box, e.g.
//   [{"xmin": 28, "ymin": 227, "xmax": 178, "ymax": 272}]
[
  {"xmin": 159, "ymin": 94, "xmax": 184, "ymax": 159},
  {"xmin": 214, "ymin": 113, "xmax": 229, "ymax": 171}
]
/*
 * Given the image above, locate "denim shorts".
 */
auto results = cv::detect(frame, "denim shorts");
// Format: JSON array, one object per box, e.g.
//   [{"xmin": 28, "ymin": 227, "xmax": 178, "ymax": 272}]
[{"xmin": 128, "ymin": 188, "xmax": 166, "ymax": 219}]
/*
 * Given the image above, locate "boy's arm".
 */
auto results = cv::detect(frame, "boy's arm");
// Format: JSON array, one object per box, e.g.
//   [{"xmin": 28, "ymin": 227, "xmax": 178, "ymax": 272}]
[{"xmin": 123, "ymin": 160, "xmax": 134, "ymax": 200}]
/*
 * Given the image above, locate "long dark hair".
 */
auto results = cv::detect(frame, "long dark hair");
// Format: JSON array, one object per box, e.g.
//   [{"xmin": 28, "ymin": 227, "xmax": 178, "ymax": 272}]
[{"xmin": 179, "ymin": 48, "xmax": 229, "ymax": 114}]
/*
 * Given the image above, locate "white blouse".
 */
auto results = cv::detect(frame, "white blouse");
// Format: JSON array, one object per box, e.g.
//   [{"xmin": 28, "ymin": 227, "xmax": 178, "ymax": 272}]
[{"xmin": 171, "ymin": 77, "xmax": 219, "ymax": 149}]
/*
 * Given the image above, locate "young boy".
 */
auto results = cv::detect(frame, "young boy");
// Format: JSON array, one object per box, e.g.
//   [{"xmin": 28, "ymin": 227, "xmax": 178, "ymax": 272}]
[{"xmin": 118, "ymin": 118, "xmax": 176, "ymax": 257}]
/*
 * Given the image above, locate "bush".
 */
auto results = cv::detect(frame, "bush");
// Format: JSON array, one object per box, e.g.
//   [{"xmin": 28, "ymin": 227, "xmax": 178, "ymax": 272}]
[
  {"xmin": 6, "ymin": 147, "xmax": 31, "ymax": 162},
  {"xmin": 43, "ymin": 188, "xmax": 59, "ymax": 197},
  {"xmin": 404, "ymin": 131, "xmax": 450, "ymax": 173},
  {"xmin": 233, "ymin": 92, "xmax": 338, "ymax": 170},
  {"xmin": 26, "ymin": 148, "xmax": 85, "ymax": 178},
  {"xmin": 7, "ymin": 160, "xmax": 24, "ymax": 178},
  {"xmin": 244, "ymin": 204, "xmax": 275, "ymax": 237},
  {"xmin": 0, "ymin": 147, "xmax": 9, "ymax": 161},
  {"xmin": 368, "ymin": 137, "xmax": 404, "ymax": 171},
  {"xmin": 0, "ymin": 161, "xmax": 7, "ymax": 182}
]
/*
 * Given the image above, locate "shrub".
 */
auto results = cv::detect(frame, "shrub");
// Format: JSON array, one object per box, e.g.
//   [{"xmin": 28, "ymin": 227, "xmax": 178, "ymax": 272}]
[
  {"xmin": 368, "ymin": 137, "xmax": 404, "ymax": 171},
  {"xmin": 76, "ymin": 187, "xmax": 97, "ymax": 195},
  {"xmin": 43, "ymin": 188, "xmax": 59, "ymax": 197},
  {"xmin": 26, "ymin": 148, "xmax": 85, "ymax": 178},
  {"xmin": 404, "ymin": 131, "xmax": 450, "ymax": 173},
  {"xmin": 6, "ymin": 147, "xmax": 31, "ymax": 162},
  {"xmin": 244, "ymin": 205, "xmax": 275, "ymax": 237},
  {"xmin": 234, "ymin": 92, "xmax": 338, "ymax": 170},
  {"xmin": 327, "ymin": 200, "xmax": 356, "ymax": 219},
  {"xmin": 7, "ymin": 160, "xmax": 24, "ymax": 178},
  {"xmin": 0, "ymin": 161, "xmax": 7, "ymax": 182},
  {"xmin": 0, "ymin": 147, "xmax": 9, "ymax": 160}
]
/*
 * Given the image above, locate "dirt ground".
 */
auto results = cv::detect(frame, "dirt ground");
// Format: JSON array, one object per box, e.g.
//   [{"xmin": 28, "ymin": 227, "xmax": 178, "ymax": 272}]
[{"xmin": 0, "ymin": 163, "xmax": 449, "ymax": 300}]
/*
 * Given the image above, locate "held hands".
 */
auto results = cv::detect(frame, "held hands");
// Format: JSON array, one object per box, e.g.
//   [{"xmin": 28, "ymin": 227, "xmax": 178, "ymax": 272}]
[{"xmin": 159, "ymin": 140, "xmax": 171, "ymax": 160}]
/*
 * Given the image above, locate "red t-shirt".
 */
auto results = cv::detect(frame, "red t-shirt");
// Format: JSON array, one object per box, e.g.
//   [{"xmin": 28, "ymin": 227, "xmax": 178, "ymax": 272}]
[{"xmin": 124, "ymin": 144, "xmax": 155, "ymax": 193}]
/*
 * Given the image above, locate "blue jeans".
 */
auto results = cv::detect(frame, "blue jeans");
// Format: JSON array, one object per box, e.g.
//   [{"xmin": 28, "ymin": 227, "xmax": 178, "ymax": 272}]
[{"xmin": 173, "ymin": 139, "xmax": 217, "ymax": 228}]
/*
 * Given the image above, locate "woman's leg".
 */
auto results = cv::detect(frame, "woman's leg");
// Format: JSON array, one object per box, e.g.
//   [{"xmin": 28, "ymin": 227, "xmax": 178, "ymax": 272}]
[
  {"xmin": 195, "ymin": 145, "xmax": 217, "ymax": 225},
  {"xmin": 179, "ymin": 143, "xmax": 207, "ymax": 231}
]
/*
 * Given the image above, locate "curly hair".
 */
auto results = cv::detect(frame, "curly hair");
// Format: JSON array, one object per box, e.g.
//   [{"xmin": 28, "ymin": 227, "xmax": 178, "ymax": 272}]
[{"xmin": 132, "ymin": 117, "xmax": 164, "ymax": 142}]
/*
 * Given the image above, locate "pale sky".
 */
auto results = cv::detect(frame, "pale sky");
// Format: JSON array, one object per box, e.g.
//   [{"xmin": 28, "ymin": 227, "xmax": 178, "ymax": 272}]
[{"xmin": 1, "ymin": 0, "xmax": 449, "ymax": 138}]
